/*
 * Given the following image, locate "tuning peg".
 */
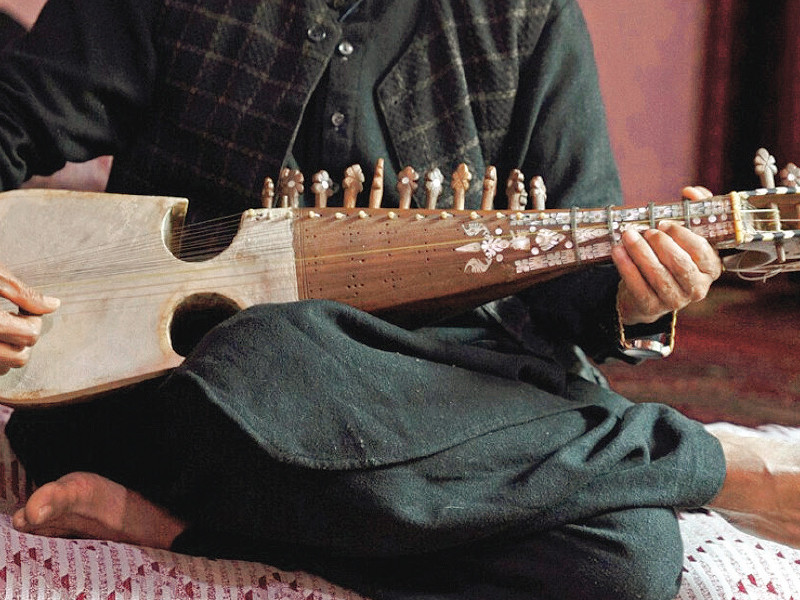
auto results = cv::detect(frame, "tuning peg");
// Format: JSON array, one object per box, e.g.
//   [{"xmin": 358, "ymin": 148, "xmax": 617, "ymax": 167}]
[
  {"xmin": 754, "ymin": 148, "xmax": 777, "ymax": 189},
  {"xmin": 779, "ymin": 162, "xmax": 800, "ymax": 188},
  {"xmin": 530, "ymin": 175, "xmax": 547, "ymax": 211},
  {"xmin": 451, "ymin": 163, "xmax": 472, "ymax": 210},
  {"xmin": 775, "ymin": 239, "xmax": 787, "ymax": 264},
  {"xmin": 278, "ymin": 168, "xmax": 304, "ymax": 208},
  {"xmin": 424, "ymin": 168, "xmax": 444, "ymax": 209},
  {"xmin": 342, "ymin": 164, "xmax": 365, "ymax": 208},
  {"xmin": 369, "ymin": 158, "xmax": 385, "ymax": 208},
  {"xmin": 481, "ymin": 166, "xmax": 497, "ymax": 210},
  {"xmin": 260, "ymin": 176, "xmax": 275, "ymax": 208},
  {"xmin": 311, "ymin": 170, "xmax": 334, "ymax": 208},
  {"xmin": 397, "ymin": 166, "xmax": 419, "ymax": 209},
  {"xmin": 506, "ymin": 169, "xmax": 526, "ymax": 211}
]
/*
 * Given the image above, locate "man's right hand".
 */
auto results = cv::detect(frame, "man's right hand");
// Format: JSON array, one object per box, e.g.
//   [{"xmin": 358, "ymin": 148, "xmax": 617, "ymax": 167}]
[{"xmin": 0, "ymin": 265, "xmax": 59, "ymax": 374}]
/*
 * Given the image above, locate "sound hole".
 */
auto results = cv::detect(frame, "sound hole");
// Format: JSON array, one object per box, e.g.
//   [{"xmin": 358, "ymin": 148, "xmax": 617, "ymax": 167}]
[{"xmin": 170, "ymin": 293, "xmax": 240, "ymax": 357}]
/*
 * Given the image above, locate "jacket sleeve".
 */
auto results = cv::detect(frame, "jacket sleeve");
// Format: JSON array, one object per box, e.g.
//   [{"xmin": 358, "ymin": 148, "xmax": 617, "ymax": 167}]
[
  {"xmin": 0, "ymin": 11, "xmax": 25, "ymax": 49},
  {"xmin": 0, "ymin": 0, "xmax": 159, "ymax": 189}
]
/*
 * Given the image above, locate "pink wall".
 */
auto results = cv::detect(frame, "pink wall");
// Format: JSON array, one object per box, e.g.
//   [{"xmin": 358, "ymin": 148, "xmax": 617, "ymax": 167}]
[{"xmin": 579, "ymin": 1, "xmax": 707, "ymax": 205}]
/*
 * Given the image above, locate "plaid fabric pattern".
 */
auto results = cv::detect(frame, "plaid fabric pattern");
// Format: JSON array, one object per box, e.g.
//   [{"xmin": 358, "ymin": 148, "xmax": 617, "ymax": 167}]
[
  {"xmin": 378, "ymin": 1, "xmax": 551, "ymax": 208},
  {"xmin": 108, "ymin": 0, "xmax": 555, "ymax": 215},
  {"xmin": 109, "ymin": 0, "xmax": 336, "ymax": 217}
]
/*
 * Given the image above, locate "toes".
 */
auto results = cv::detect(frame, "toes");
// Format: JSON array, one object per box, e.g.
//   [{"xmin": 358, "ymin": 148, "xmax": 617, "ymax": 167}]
[
  {"xmin": 30, "ymin": 503, "xmax": 54, "ymax": 526},
  {"xmin": 11, "ymin": 507, "xmax": 29, "ymax": 530},
  {"xmin": 9, "ymin": 471, "xmax": 185, "ymax": 549},
  {"xmin": 11, "ymin": 473, "xmax": 89, "ymax": 533},
  {"xmin": 13, "ymin": 489, "xmax": 56, "ymax": 532}
]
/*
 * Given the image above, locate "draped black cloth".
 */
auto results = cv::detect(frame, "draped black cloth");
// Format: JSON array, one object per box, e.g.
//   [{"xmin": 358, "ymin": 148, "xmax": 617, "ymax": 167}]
[{"xmin": 8, "ymin": 301, "xmax": 724, "ymax": 600}]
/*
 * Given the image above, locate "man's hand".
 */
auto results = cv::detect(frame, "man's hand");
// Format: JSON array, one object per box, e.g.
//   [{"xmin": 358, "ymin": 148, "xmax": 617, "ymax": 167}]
[
  {"xmin": 0, "ymin": 265, "xmax": 60, "ymax": 374},
  {"xmin": 612, "ymin": 186, "xmax": 723, "ymax": 325}
]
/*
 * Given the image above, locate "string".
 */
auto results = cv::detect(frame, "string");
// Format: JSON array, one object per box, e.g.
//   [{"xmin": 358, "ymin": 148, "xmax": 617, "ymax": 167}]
[
  {"xmin": 734, "ymin": 262, "xmax": 800, "ymax": 282},
  {"xmin": 8, "ymin": 215, "xmax": 244, "ymax": 285},
  {"xmin": 5, "ymin": 201, "xmax": 800, "ymax": 313},
  {"xmin": 11, "ymin": 199, "xmax": 795, "ymax": 273},
  {"xmin": 12, "ymin": 208, "xmax": 799, "ymax": 282},
  {"xmin": 8, "ymin": 214, "xmax": 243, "ymax": 276}
]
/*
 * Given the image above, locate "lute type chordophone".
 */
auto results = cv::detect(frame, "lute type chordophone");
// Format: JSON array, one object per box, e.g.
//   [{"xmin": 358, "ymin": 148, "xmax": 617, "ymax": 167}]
[{"xmin": 0, "ymin": 153, "xmax": 798, "ymax": 406}]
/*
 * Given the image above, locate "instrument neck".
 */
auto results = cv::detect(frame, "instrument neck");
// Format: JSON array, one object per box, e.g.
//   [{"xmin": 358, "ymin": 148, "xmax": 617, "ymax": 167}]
[{"xmin": 496, "ymin": 193, "xmax": 742, "ymax": 273}]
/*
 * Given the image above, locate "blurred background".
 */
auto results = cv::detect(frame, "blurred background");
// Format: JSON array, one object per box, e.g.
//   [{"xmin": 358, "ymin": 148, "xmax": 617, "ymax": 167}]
[
  {"xmin": 580, "ymin": 0, "xmax": 800, "ymax": 426},
  {"xmin": 581, "ymin": 0, "xmax": 800, "ymax": 202}
]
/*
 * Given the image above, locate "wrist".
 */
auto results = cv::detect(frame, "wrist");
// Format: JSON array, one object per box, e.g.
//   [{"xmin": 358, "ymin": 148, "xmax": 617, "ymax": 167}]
[{"xmin": 616, "ymin": 294, "xmax": 677, "ymax": 359}]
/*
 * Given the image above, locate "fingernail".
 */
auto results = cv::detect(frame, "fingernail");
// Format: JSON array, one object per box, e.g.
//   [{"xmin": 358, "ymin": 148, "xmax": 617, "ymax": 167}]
[
  {"xmin": 622, "ymin": 228, "xmax": 641, "ymax": 242},
  {"xmin": 43, "ymin": 296, "xmax": 61, "ymax": 310}
]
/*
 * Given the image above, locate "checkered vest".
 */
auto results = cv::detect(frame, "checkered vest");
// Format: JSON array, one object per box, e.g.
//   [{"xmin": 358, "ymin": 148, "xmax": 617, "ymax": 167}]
[{"xmin": 107, "ymin": 0, "xmax": 553, "ymax": 217}]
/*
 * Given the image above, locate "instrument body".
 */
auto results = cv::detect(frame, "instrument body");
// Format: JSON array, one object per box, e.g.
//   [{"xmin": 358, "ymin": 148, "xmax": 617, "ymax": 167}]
[
  {"xmin": 0, "ymin": 186, "xmax": 797, "ymax": 406},
  {"xmin": 0, "ymin": 190, "xmax": 298, "ymax": 405}
]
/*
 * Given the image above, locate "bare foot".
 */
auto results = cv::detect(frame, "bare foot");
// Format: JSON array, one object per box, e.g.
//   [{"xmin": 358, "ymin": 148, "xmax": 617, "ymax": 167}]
[
  {"xmin": 12, "ymin": 472, "xmax": 186, "ymax": 549},
  {"xmin": 708, "ymin": 428, "xmax": 800, "ymax": 548}
]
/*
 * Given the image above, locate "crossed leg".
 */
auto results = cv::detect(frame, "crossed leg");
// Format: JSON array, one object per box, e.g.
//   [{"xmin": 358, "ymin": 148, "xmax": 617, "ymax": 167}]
[
  {"xmin": 11, "ymin": 428, "xmax": 800, "ymax": 554},
  {"xmin": 5, "ymin": 302, "xmax": 800, "ymax": 584}
]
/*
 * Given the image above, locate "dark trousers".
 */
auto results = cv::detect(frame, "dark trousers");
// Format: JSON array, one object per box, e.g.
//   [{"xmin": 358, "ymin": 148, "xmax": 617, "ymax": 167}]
[{"xmin": 7, "ymin": 300, "xmax": 726, "ymax": 600}]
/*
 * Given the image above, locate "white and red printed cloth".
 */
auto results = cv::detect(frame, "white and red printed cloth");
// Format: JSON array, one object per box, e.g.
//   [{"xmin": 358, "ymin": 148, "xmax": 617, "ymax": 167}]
[{"xmin": 0, "ymin": 407, "xmax": 798, "ymax": 600}]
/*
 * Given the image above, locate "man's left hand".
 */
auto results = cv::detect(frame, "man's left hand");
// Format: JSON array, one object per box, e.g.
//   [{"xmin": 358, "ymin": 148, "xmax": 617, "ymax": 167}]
[{"xmin": 612, "ymin": 186, "xmax": 723, "ymax": 325}]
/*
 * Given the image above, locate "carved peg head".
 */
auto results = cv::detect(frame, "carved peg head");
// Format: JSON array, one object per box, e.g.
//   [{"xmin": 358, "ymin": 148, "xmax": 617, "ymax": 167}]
[
  {"xmin": 506, "ymin": 169, "xmax": 526, "ymax": 211},
  {"xmin": 423, "ymin": 167, "xmax": 444, "ymax": 209},
  {"xmin": 780, "ymin": 162, "xmax": 800, "ymax": 188},
  {"xmin": 397, "ymin": 166, "xmax": 419, "ymax": 210},
  {"xmin": 261, "ymin": 176, "xmax": 275, "ymax": 208},
  {"xmin": 754, "ymin": 148, "xmax": 778, "ymax": 189},
  {"xmin": 481, "ymin": 166, "xmax": 497, "ymax": 210},
  {"xmin": 278, "ymin": 168, "xmax": 304, "ymax": 208},
  {"xmin": 342, "ymin": 164, "xmax": 365, "ymax": 208},
  {"xmin": 369, "ymin": 158, "xmax": 385, "ymax": 208},
  {"xmin": 530, "ymin": 175, "xmax": 547, "ymax": 211},
  {"xmin": 451, "ymin": 163, "xmax": 472, "ymax": 210},
  {"xmin": 311, "ymin": 170, "xmax": 335, "ymax": 208}
]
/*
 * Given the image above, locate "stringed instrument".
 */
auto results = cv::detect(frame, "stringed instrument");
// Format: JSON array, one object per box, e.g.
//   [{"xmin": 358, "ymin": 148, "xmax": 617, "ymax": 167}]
[{"xmin": 0, "ymin": 157, "xmax": 798, "ymax": 407}]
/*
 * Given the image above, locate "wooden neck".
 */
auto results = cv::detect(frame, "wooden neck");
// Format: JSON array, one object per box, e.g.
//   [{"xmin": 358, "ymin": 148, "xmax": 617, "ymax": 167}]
[{"xmin": 288, "ymin": 192, "xmax": 755, "ymax": 324}]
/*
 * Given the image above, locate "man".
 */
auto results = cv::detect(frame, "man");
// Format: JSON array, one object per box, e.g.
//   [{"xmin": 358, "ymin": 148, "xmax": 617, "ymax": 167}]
[{"xmin": 0, "ymin": 1, "xmax": 794, "ymax": 600}]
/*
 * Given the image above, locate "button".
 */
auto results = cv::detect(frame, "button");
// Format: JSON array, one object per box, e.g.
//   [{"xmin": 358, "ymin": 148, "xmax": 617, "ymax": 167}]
[
  {"xmin": 337, "ymin": 40, "xmax": 354, "ymax": 56},
  {"xmin": 307, "ymin": 25, "xmax": 327, "ymax": 43},
  {"xmin": 331, "ymin": 111, "xmax": 346, "ymax": 127}
]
